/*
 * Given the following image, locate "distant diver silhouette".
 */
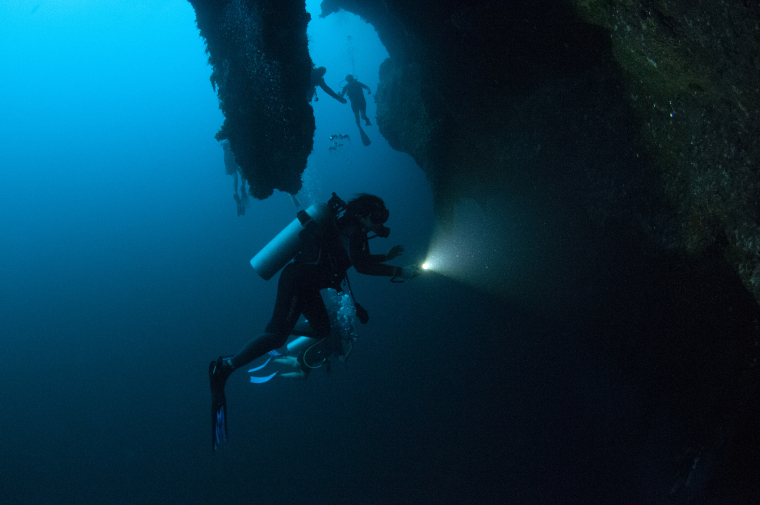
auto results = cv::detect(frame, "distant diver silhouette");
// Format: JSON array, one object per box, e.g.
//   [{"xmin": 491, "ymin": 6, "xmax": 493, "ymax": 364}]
[
  {"xmin": 340, "ymin": 75, "xmax": 372, "ymax": 146},
  {"xmin": 309, "ymin": 67, "xmax": 347, "ymax": 104},
  {"xmin": 222, "ymin": 139, "xmax": 249, "ymax": 215}
]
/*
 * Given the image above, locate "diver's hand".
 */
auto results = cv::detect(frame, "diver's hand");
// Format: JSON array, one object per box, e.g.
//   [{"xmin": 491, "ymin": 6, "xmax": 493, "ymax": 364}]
[
  {"xmin": 339, "ymin": 97, "xmax": 347, "ymax": 104},
  {"xmin": 386, "ymin": 245, "xmax": 404, "ymax": 261},
  {"xmin": 399, "ymin": 265, "xmax": 422, "ymax": 280}
]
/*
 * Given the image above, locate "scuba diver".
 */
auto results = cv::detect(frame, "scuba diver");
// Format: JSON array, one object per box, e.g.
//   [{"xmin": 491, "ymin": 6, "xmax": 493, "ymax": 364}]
[
  {"xmin": 221, "ymin": 139, "xmax": 248, "ymax": 216},
  {"xmin": 248, "ymin": 288, "xmax": 358, "ymax": 382},
  {"xmin": 309, "ymin": 66, "xmax": 347, "ymax": 104},
  {"xmin": 209, "ymin": 193, "xmax": 421, "ymax": 451},
  {"xmin": 340, "ymin": 75, "xmax": 372, "ymax": 145}
]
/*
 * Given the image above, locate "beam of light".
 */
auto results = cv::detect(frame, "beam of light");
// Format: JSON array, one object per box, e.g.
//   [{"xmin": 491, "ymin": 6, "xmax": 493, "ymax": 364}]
[
  {"xmin": 422, "ymin": 198, "xmax": 521, "ymax": 296},
  {"xmin": 421, "ymin": 194, "xmax": 600, "ymax": 319}
]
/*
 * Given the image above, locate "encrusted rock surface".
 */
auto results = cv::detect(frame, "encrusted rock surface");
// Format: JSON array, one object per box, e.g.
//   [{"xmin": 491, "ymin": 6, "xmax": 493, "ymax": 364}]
[{"xmin": 189, "ymin": 0, "xmax": 314, "ymax": 198}]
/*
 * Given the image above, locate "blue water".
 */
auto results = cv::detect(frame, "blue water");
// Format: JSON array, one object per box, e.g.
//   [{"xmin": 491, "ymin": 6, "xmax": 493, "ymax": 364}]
[{"xmin": 0, "ymin": 2, "xmax": 643, "ymax": 504}]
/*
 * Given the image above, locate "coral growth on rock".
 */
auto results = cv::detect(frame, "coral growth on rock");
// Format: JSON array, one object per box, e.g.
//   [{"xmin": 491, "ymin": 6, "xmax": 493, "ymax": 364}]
[
  {"xmin": 189, "ymin": 0, "xmax": 314, "ymax": 199},
  {"xmin": 572, "ymin": 0, "xmax": 760, "ymax": 300}
]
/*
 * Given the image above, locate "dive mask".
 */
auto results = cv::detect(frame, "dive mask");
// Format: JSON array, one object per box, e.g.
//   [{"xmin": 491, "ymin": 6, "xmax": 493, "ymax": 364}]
[
  {"xmin": 370, "ymin": 208, "xmax": 389, "ymax": 225},
  {"xmin": 372, "ymin": 224, "xmax": 391, "ymax": 239}
]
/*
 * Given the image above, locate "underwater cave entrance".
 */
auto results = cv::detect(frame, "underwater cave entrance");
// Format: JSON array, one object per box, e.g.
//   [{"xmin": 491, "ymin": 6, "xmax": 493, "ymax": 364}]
[
  {"xmin": 296, "ymin": 3, "xmax": 430, "ymax": 208},
  {"xmin": 304, "ymin": 1, "xmax": 387, "ymax": 108},
  {"xmin": 296, "ymin": 1, "xmax": 434, "ymax": 271},
  {"xmin": 296, "ymin": 3, "xmax": 394, "ymax": 204},
  {"xmin": 298, "ymin": 4, "xmax": 524, "ymax": 303},
  {"xmin": 301, "ymin": 0, "xmax": 389, "ymax": 174}
]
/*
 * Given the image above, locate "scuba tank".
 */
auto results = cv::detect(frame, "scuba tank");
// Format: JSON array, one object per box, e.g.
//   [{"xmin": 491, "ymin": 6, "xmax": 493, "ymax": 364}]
[
  {"xmin": 286, "ymin": 336, "xmax": 318, "ymax": 355},
  {"xmin": 250, "ymin": 194, "xmax": 348, "ymax": 281},
  {"xmin": 250, "ymin": 204, "xmax": 331, "ymax": 280}
]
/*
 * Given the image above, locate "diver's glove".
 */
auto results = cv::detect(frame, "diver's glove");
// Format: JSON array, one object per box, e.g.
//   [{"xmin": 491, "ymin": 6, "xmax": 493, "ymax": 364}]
[
  {"xmin": 355, "ymin": 302, "xmax": 370, "ymax": 324},
  {"xmin": 399, "ymin": 265, "xmax": 422, "ymax": 279},
  {"xmin": 385, "ymin": 245, "xmax": 404, "ymax": 261}
]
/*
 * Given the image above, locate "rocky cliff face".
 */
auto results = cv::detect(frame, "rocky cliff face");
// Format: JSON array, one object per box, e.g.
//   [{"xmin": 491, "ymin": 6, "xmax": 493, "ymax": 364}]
[
  {"xmin": 325, "ymin": 0, "xmax": 760, "ymax": 304},
  {"xmin": 189, "ymin": 0, "xmax": 313, "ymax": 199},
  {"xmin": 190, "ymin": 0, "xmax": 760, "ymax": 300},
  {"xmin": 319, "ymin": 0, "xmax": 760, "ymax": 500},
  {"xmin": 574, "ymin": 0, "xmax": 760, "ymax": 304}
]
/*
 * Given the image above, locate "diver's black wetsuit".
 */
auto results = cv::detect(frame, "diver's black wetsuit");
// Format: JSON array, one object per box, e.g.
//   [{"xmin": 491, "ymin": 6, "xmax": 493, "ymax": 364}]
[
  {"xmin": 342, "ymin": 81, "xmax": 370, "ymax": 116},
  {"xmin": 309, "ymin": 68, "xmax": 344, "ymax": 103},
  {"xmin": 230, "ymin": 223, "xmax": 396, "ymax": 369}
]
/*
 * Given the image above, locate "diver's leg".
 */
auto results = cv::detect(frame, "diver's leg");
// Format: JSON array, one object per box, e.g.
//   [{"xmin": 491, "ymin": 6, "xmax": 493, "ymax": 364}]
[
  {"xmin": 270, "ymin": 356, "xmax": 306, "ymax": 379},
  {"xmin": 229, "ymin": 263, "xmax": 314, "ymax": 369},
  {"xmin": 302, "ymin": 290, "xmax": 331, "ymax": 338},
  {"xmin": 273, "ymin": 356, "xmax": 299, "ymax": 367},
  {"xmin": 209, "ymin": 260, "xmax": 308, "ymax": 451},
  {"xmin": 291, "ymin": 319, "xmax": 313, "ymax": 337},
  {"xmin": 361, "ymin": 105, "xmax": 371, "ymax": 126},
  {"xmin": 229, "ymin": 331, "xmax": 287, "ymax": 369},
  {"xmin": 234, "ymin": 194, "xmax": 245, "ymax": 216},
  {"xmin": 353, "ymin": 106, "xmax": 361, "ymax": 127},
  {"xmin": 278, "ymin": 370, "xmax": 307, "ymax": 380},
  {"xmin": 238, "ymin": 169, "xmax": 249, "ymax": 202}
]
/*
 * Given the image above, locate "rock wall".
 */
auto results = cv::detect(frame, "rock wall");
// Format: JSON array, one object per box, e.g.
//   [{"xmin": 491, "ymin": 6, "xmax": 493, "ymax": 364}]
[
  {"xmin": 316, "ymin": 1, "xmax": 760, "ymax": 501},
  {"xmin": 573, "ymin": 0, "xmax": 760, "ymax": 309},
  {"xmin": 325, "ymin": 0, "xmax": 760, "ymax": 305},
  {"xmin": 189, "ymin": 0, "xmax": 314, "ymax": 198}
]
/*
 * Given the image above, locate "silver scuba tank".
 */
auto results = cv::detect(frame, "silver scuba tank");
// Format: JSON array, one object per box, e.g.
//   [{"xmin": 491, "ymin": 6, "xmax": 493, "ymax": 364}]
[{"xmin": 250, "ymin": 203, "xmax": 331, "ymax": 280}]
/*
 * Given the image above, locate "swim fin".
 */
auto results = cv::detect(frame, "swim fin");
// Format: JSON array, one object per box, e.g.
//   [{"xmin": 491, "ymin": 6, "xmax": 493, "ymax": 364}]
[
  {"xmin": 248, "ymin": 357, "xmax": 271, "ymax": 372},
  {"xmin": 360, "ymin": 127, "xmax": 371, "ymax": 146},
  {"xmin": 249, "ymin": 371, "xmax": 278, "ymax": 383},
  {"xmin": 209, "ymin": 357, "xmax": 233, "ymax": 451}
]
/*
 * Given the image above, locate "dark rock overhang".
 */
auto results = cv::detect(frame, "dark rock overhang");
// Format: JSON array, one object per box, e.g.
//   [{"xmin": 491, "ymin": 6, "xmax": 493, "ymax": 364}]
[
  {"xmin": 322, "ymin": 0, "xmax": 760, "ymax": 307},
  {"xmin": 189, "ymin": 0, "xmax": 314, "ymax": 199},
  {"xmin": 188, "ymin": 0, "xmax": 760, "ymax": 306}
]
